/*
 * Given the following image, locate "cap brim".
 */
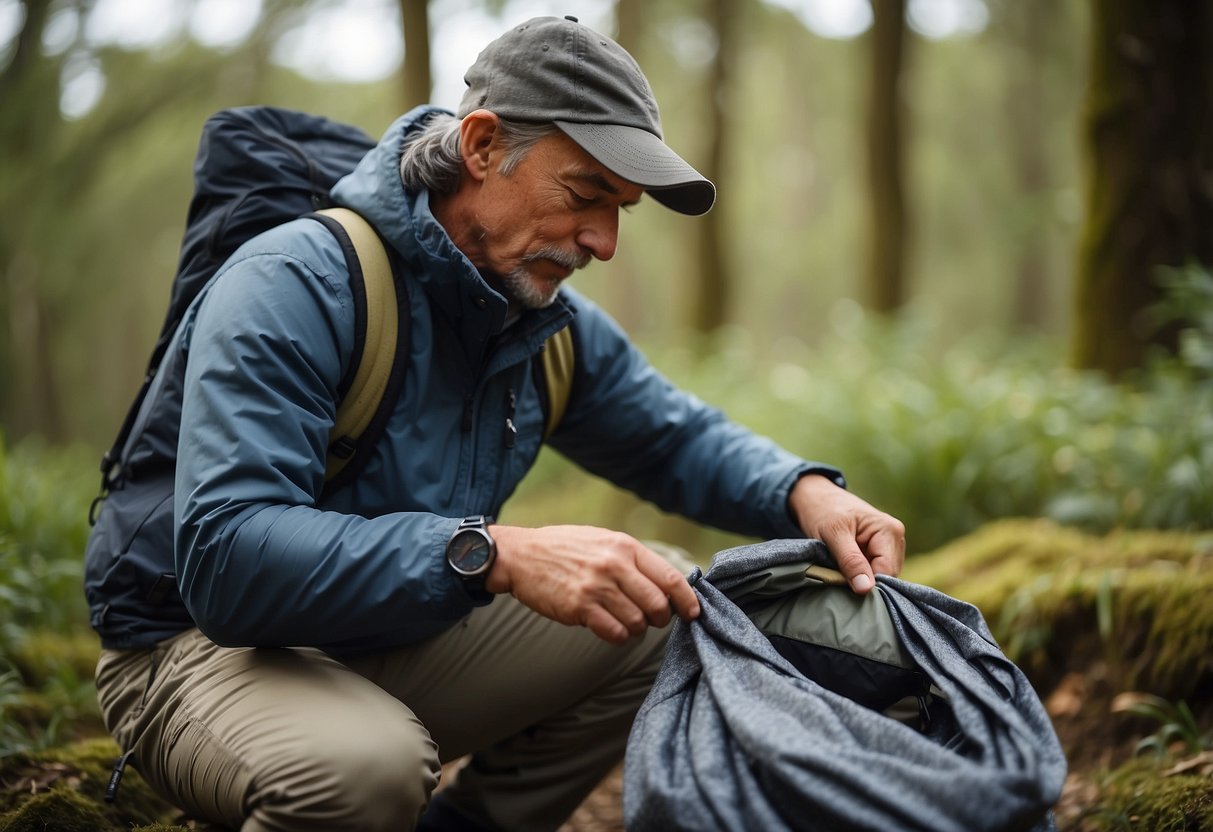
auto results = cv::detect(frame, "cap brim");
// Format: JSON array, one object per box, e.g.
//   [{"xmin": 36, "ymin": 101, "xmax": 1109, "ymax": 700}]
[{"xmin": 555, "ymin": 121, "xmax": 716, "ymax": 216}]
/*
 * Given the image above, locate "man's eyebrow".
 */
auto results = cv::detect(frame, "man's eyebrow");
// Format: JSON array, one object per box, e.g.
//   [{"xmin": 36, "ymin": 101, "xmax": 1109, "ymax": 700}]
[
  {"xmin": 568, "ymin": 170, "xmax": 644, "ymax": 206},
  {"xmin": 569, "ymin": 170, "xmax": 621, "ymax": 195}
]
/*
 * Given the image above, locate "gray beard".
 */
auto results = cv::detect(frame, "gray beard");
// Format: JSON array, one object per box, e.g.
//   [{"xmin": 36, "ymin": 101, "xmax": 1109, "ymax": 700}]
[{"xmin": 501, "ymin": 246, "xmax": 591, "ymax": 309}]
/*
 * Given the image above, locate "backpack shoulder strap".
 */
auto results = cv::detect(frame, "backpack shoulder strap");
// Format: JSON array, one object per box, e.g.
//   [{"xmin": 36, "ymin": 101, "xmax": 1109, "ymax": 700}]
[
  {"xmin": 310, "ymin": 207, "xmax": 409, "ymax": 491},
  {"xmin": 538, "ymin": 326, "xmax": 575, "ymax": 439}
]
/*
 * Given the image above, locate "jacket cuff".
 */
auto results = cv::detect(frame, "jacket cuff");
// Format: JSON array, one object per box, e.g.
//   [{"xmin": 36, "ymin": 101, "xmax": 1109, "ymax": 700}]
[{"xmin": 777, "ymin": 464, "xmax": 847, "ymax": 537}]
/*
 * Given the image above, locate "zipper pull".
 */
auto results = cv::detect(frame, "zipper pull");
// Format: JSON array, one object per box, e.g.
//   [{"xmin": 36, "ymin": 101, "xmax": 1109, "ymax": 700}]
[
  {"xmin": 503, "ymin": 389, "xmax": 517, "ymax": 449},
  {"xmin": 106, "ymin": 750, "xmax": 135, "ymax": 803}
]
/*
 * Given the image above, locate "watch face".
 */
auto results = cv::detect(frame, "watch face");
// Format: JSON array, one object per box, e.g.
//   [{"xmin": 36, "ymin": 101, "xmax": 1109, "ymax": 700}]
[{"xmin": 448, "ymin": 529, "xmax": 492, "ymax": 575}]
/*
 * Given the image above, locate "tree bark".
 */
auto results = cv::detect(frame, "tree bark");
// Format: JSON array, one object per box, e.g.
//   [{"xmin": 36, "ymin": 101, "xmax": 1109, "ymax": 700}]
[
  {"xmin": 692, "ymin": 0, "xmax": 736, "ymax": 334},
  {"xmin": 400, "ymin": 0, "xmax": 432, "ymax": 111},
  {"xmin": 1005, "ymin": 1, "xmax": 1051, "ymax": 329},
  {"xmin": 1, "ymin": 0, "xmax": 58, "ymax": 437},
  {"xmin": 864, "ymin": 0, "xmax": 909, "ymax": 314},
  {"xmin": 1072, "ymin": 0, "xmax": 1213, "ymax": 375}
]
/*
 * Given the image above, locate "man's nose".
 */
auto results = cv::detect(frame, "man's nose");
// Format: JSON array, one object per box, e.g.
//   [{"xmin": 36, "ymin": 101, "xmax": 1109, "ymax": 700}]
[{"xmin": 576, "ymin": 209, "xmax": 620, "ymax": 262}]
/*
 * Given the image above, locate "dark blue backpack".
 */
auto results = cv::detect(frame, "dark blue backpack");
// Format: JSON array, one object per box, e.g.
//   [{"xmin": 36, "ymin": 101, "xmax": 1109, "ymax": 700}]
[
  {"xmin": 93, "ymin": 106, "xmax": 388, "ymax": 514},
  {"xmin": 84, "ymin": 107, "xmax": 409, "ymax": 649}
]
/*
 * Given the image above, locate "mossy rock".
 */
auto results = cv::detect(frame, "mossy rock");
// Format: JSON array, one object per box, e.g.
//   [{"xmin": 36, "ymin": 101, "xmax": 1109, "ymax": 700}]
[
  {"xmin": 903, "ymin": 518, "xmax": 1213, "ymax": 700},
  {"xmin": 0, "ymin": 737, "xmax": 185, "ymax": 831},
  {"xmin": 0, "ymin": 787, "xmax": 112, "ymax": 832}
]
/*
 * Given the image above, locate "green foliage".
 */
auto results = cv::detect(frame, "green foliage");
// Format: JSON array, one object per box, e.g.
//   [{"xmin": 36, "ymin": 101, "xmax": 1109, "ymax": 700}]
[
  {"xmin": 1152, "ymin": 262, "xmax": 1213, "ymax": 381},
  {"xmin": 511, "ymin": 311, "xmax": 1213, "ymax": 556},
  {"xmin": 1120, "ymin": 694, "xmax": 1213, "ymax": 758},
  {"xmin": 0, "ymin": 437, "xmax": 93, "ymax": 638},
  {"xmin": 0, "ymin": 434, "xmax": 96, "ymax": 758}
]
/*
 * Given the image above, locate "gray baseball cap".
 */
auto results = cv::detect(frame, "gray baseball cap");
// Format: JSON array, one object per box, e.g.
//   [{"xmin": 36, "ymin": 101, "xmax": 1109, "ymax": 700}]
[{"xmin": 457, "ymin": 16, "xmax": 716, "ymax": 216}]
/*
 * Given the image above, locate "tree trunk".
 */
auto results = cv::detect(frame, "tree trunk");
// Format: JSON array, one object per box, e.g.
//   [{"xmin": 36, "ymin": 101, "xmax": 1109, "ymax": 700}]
[
  {"xmin": 864, "ymin": 0, "xmax": 909, "ymax": 314},
  {"xmin": 692, "ymin": 0, "xmax": 736, "ymax": 334},
  {"xmin": 400, "ymin": 0, "xmax": 432, "ymax": 111},
  {"xmin": 1072, "ymin": 0, "xmax": 1213, "ymax": 375},
  {"xmin": 0, "ymin": 0, "xmax": 57, "ymax": 437},
  {"xmin": 615, "ymin": 0, "xmax": 644, "ymax": 52},
  {"xmin": 1005, "ymin": 1, "xmax": 1051, "ymax": 329}
]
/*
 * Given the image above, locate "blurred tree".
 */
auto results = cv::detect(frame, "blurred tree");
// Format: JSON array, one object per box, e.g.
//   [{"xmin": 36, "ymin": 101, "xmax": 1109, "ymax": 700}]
[
  {"xmin": 864, "ymin": 0, "xmax": 909, "ymax": 313},
  {"xmin": 0, "ymin": 0, "xmax": 64, "ymax": 437},
  {"xmin": 692, "ymin": 0, "xmax": 738, "ymax": 333},
  {"xmin": 1072, "ymin": 0, "xmax": 1213, "ymax": 375},
  {"xmin": 1002, "ymin": 0, "xmax": 1050, "ymax": 329},
  {"xmin": 615, "ymin": 0, "xmax": 643, "ymax": 49},
  {"xmin": 0, "ymin": 0, "xmax": 338, "ymax": 443},
  {"xmin": 400, "ymin": 0, "xmax": 432, "ymax": 110}
]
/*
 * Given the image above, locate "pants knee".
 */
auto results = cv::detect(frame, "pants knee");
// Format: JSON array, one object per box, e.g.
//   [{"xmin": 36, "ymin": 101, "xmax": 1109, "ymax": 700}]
[{"xmin": 249, "ymin": 720, "xmax": 441, "ymax": 831}]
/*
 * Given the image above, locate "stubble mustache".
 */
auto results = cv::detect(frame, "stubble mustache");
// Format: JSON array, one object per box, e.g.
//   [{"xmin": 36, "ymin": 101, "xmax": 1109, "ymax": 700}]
[{"xmin": 523, "ymin": 245, "xmax": 592, "ymax": 272}]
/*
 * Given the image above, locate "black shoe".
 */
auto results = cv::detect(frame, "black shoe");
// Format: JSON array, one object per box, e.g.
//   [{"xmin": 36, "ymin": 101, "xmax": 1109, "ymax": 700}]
[{"xmin": 415, "ymin": 791, "xmax": 500, "ymax": 832}]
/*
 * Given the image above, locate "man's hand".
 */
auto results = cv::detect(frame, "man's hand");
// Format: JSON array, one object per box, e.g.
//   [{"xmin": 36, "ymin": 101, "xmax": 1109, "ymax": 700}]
[
  {"xmin": 485, "ymin": 525, "xmax": 701, "ymax": 644},
  {"xmin": 788, "ymin": 474, "xmax": 905, "ymax": 594}
]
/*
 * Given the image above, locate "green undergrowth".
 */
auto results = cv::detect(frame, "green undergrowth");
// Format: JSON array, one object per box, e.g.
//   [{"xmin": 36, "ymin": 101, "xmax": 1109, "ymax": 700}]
[
  {"xmin": 0, "ymin": 438, "xmax": 98, "ymax": 759},
  {"xmin": 511, "ymin": 288, "xmax": 1213, "ymax": 556}
]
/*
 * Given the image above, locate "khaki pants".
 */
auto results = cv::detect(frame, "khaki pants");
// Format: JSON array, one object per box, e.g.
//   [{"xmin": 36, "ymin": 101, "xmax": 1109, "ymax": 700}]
[{"xmin": 95, "ymin": 593, "xmax": 673, "ymax": 832}]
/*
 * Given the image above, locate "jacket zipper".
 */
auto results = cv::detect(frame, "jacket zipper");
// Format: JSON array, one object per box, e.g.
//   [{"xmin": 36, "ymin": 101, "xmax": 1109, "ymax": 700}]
[{"xmin": 503, "ymin": 388, "xmax": 517, "ymax": 449}]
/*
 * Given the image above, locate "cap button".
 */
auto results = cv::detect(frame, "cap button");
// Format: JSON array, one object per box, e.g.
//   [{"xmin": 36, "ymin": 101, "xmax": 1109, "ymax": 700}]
[{"xmin": 564, "ymin": 15, "xmax": 578, "ymax": 22}]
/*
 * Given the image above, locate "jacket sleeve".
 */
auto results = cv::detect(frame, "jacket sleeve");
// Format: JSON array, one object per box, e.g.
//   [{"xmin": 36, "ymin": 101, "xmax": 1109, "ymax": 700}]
[
  {"xmin": 550, "ymin": 293, "xmax": 845, "ymax": 541},
  {"xmin": 173, "ymin": 227, "xmax": 471, "ymax": 649}
]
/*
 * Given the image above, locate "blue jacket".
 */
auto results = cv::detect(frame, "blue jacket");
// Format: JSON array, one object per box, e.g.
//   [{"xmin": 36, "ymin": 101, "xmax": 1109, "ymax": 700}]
[{"xmin": 84, "ymin": 108, "xmax": 843, "ymax": 652}]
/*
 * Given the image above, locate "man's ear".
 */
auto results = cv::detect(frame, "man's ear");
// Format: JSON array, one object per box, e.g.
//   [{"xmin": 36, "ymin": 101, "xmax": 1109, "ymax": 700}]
[{"xmin": 459, "ymin": 110, "xmax": 499, "ymax": 183}]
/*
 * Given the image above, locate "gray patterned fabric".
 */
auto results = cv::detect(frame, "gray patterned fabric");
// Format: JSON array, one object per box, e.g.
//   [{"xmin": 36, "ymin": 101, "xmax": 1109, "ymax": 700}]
[{"xmin": 624, "ymin": 539, "xmax": 1066, "ymax": 832}]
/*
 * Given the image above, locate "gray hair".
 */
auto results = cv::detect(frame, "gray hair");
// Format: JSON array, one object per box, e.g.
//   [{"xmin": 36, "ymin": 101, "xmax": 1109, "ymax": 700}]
[{"xmin": 398, "ymin": 112, "xmax": 559, "ymax": 195}]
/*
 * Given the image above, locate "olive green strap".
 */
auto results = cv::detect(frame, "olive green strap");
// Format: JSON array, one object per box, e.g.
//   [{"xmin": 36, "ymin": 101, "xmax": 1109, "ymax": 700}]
[
  {"xmin": 316, "ymin": 207, "xmax": 398, "ymax": 483},
  {"xmin": 541, "ymin": 326, "xmax": 574, "ymax": 438}
]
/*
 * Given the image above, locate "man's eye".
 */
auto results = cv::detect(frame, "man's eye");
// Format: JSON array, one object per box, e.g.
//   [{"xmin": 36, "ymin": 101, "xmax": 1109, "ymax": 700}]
[{"xmin": 568, "ymin": 190, "xmax": 594, "ymax": 205}]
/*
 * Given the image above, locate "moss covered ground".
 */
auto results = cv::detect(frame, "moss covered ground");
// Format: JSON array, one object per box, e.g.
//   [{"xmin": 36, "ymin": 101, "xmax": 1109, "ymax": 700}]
[{"xmin": 2, "ymin": 518, "xmax": 1210, "ymax": 831}]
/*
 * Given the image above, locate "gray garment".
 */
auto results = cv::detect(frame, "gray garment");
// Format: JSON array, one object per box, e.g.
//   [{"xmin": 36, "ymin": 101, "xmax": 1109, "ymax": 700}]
[{"xmin": 624, "ymin": 539, "xmax": 1067, "ymax": 832}]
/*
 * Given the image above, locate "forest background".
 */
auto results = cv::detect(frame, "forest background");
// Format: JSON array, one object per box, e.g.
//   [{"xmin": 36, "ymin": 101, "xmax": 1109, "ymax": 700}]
[
  {"xmin": 3, "ymin": 0, "xmax": 1208, "ymax": 554},
  {"xmin": 0, "ymin": 0, "xmax": 1212, "ymax": 829}
]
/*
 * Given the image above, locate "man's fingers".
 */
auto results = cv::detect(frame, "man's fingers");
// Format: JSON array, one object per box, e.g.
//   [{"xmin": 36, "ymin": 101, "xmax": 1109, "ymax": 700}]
[
  {"xmin": 858, "ymin": 519, "xmax": 907, "ymax": 577},
  {"xmin": 613, "ymin": 567, "xmax": 674, "ymax": 629},
  {"xmin": 665, "ymin": 575, "xmax": 700, "ymax": 621},
  {"xmin": 821, "ymin": 532, "xmax": 876, "ymax": 594},
  {"xmin": 635, "ymin": 549, "xmax": 700, "ymax": 622},
  {"xmin": 583, "ymin": 606, "xmax": 630, "ymax": 644}
]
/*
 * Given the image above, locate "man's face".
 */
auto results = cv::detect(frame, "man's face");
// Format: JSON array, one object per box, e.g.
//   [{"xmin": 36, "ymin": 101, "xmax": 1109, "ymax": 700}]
[{"xmin": 468, "ymin": 130, "xmax": 644, "ymax": 309}]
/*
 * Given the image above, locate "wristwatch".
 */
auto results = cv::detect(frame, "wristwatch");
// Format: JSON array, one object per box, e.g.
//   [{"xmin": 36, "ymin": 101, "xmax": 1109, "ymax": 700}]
[{"xmin": 445, "ymin": 515, "xmax": 497, "ymax": 592}]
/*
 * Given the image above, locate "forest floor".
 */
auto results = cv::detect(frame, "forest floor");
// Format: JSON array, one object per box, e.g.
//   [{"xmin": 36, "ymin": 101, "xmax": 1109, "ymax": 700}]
[
  {"xmin": 2, "ymin": 520, "xmax": 1211, "ymax": 831},
  {"xmin": 0, "ymin": 640, "xmax": 1208, "ymax": 831}
]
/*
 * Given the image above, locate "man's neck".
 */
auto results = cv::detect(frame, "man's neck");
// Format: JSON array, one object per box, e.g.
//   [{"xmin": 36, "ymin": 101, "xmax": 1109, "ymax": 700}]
[{"xmin": 429, "ymin": 188, "xmax": 487, "ymax": 269}]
